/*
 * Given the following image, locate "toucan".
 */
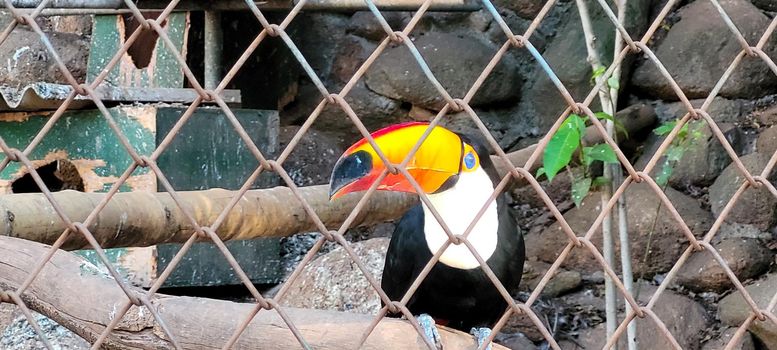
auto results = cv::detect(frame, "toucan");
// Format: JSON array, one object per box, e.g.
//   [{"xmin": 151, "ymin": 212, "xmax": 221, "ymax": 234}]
[{"xmin": 329, "ymin": 122, "xmax": 525, "ymax": 349}]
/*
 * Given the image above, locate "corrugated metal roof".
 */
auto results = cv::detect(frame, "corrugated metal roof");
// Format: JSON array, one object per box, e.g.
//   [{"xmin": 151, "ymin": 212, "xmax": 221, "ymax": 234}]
[{"xmin": 0, "ymin": 83, "xmax": 242, "ymax": 112}]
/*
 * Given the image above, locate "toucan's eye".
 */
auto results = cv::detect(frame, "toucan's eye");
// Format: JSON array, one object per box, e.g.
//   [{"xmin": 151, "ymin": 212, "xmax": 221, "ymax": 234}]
[{"xmin": 464, "ymin": 152, "xmax": 476, "ymax": 169}]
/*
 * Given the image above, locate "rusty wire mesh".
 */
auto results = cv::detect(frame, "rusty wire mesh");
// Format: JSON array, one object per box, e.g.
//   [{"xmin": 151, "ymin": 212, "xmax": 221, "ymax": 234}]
[{"xmin": 1, "ymin": 0, "xmax": 777, "ymax": 349}]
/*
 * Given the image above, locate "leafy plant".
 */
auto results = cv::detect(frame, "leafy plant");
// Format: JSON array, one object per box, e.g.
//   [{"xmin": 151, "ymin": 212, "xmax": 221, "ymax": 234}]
[
  {"xmin": 590, "ymin": 66, "xmax": 620, "ymax": 90},
  {"xmin": 537, "ymin": 113, "xmax": 621, "ymax": 207},
  {"xmin": 652, "ymin": 119, "xmax": 705, "ymax": 187}
]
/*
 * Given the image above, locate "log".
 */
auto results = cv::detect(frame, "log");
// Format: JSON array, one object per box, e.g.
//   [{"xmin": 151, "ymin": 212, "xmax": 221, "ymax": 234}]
[
  {"xmin": 0, "ymin": 236, "xmax": 507, "ymax": 350},
  {"xmin": 0, "ymin": 104, "xmax": 655, "ymax": 249},
  {"xmin": 0, "ymin": 184, "xmax": 417, "ymax": 250}
]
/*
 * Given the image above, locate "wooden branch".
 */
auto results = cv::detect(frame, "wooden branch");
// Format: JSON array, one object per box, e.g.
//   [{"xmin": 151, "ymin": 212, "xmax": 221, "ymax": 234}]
[
  {"xmin": 0, "ymin": 184, "xmax": 418, "ymax": 250},
  {"xmin": 0, "ymin": 105, "xmax": 654, "ymax": 249},
  {"xmin": 0, "ymin": 236, "xmax": 507, "ymax": 350}
]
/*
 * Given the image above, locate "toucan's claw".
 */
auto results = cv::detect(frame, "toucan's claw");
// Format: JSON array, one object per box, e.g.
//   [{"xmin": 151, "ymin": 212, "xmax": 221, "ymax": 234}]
[
  {"xmin": 470, "ymin": 327, "xmax": 492, "ymax": 350},
  {"xmin": 417, "ymin": 314, "xmax": 443, "ymax": 350}
]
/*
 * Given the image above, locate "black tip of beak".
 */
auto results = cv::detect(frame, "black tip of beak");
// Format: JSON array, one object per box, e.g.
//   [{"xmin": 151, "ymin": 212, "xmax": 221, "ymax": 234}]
[{"xmin": 329, "ymin": 150, "xmax": 373, "ymax": 200}]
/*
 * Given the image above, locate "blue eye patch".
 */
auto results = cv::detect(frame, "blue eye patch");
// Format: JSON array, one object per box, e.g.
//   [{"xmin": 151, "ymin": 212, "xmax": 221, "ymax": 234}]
[{"xmin": 464, "ymin": 152, "xmax": 476, "ymax": 169}]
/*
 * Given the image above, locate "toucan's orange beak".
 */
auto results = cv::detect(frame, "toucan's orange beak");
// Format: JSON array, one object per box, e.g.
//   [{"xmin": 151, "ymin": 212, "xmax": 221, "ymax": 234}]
[{"xmin": 329, "ymin": 122, "xmax": 476, "ymax": 200}]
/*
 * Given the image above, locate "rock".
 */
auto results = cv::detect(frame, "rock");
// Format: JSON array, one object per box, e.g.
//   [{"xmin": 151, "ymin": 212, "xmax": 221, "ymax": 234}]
[
  {"xmin": 492, "ymin": 0, "xmax": 546, "ymax": 19},
  {"xmin": 282, "ymin": 238, "xmax": 389, "ymax": 314},
  {"xmin": 466, "ymin": 10, "xmax": 493, "ymax": 33},
  {"xmin": 701, "ymin": 327, "xmax": 755, "ymax": 350},
  {"xmin": 502, "ymin": 309, "xmax": 546, "ymax": 342},
  {"xmin": 512, "ymin": 173, "xmax": 572, "ymax": 210},
  {"xmin": 677, "ymin": 122, "xmax": 743, "ymax": 186},
  {"xmin": 413, "ymin": 12, "xmax": 474, "ymax": 34},
  {"xmin": 331, "ymin": 35, "xmax": 378, "ymax": 84},
  {"xmin": 716, "ymin": 222, "xmax": 773, "ymax": 241},
  {"xmin": 533, "ymin": 183, "xmax": 713, "ymax": 277},
  {"xmin": 675, "ymin": 237, "xmax": 771, "ymax": 293},
  {"xmin": 278, "ymin": 126, "xmax": 344, "ymax": 186},
  {"xmin": 281, "ymin": 33, "xmax": 407, "ymax": 140},
  {"xmin": 0, "ymin": 303, "xmax": 12, "ymax": 332},
  {"xmin": 409, "ymin": 107, "xmax": 518, "ymax": 149},
  {"xmin": 653, "ymin": 97, "xmax": 752, "ymax": 124},
  {"xmin": 0, "ymin": 312, "xmax": 88, "ymax": 349},
  {"xmin": 347, "ymin": 11, "xmax": 409, "ymax": 42},
  {"xmin": 750, "ymin": 0, "xmax": 777, "ymax": 11},
  {"xmin": 635, "ymin": 121, "xmax": 744, "ymax": 188},
  {"xmin": 0, "ymin": 27, "xmax": 89, "ymax": 87},
  {"xmin": 751, "ymin": 100, "xmax": 777, "ymax": 126},
  {"xmin": 495, "ymin": 332, "xmax": 538, "ymax": 350},
  {"xmin": 632, "ymin": 0, "xmax": 777, "ymax": 100},
  {"xmin": 483, "ymin": 9, "xmax": 550, "ymax": 78},
  {"xmin": 709, "ymin": 152, "xmax": 777, "ymax": 230},
  {"xmin": 280, "ymin": 81, "xmax": 405, "ymax": 141},
  {"xmin": 519, "ymin": 0, "xmax": 653, "ymax": 131},
  {"xmin": 757, "ymin": 126, "xmax": 777, "ymax": 156},
  {"xmin": 561, "ymin": 287, "xmax": 607, "ymax": 315},
  {"xmin": 584, "ymin": 271, "xmax": 606, "ymax": 284},
  {"xmin": 542, "ymin": 270, "xmax": 582, "ymax": 297},
  {"xmin": 566, "ymin": 283, "xmax": 708, "ymax": 349},
  {"xmin": 296, "ymin": 13, "xmax": 351, "ymax": 80},
  {"xmin": 503, "ymin": 287, "xmax": 608, "ymax": 343},
  {"xmin": 37, "ymin": 15, "xmax": 93, "ymax": 36},
  {"xmin": 521, "ymin": 261, "xmax": 582, "ymax": 297},
  {"xmin": 364, "ymin": 32, "xmax": 521, "ymax": 110},
  {"xmin": 719, "ymin": 273, "xmax": 777, "ymax": 349}
]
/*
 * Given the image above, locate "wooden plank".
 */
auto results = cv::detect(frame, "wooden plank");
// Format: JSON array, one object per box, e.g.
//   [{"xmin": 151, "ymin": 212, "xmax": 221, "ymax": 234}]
[
  {"xmin": 86, "ymin": 13, "xmax": 189, "ymax": 89},
  {"xmin": 154, "ymin": 106, "xmax": 282, "ymax": 287},
  {"xmin": 0, "ymin": 107, "xmax": 156, "ymax": 193}
]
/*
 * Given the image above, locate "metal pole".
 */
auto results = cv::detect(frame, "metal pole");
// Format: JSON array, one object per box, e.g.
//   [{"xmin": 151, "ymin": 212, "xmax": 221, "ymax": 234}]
[
  {"xmin": 204, "ymin": 10, "xmax": 223, "ymax": 90},
  {"xmin": 7, "ymin": 0, "xmax": 480, "ymax": 11}
]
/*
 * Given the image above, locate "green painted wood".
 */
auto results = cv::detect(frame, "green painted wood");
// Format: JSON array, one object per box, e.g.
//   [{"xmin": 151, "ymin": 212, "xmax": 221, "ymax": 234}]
[
  {"xmin": 0, "ymin": 107, "xmax": 157, "ymax": 286},
  {"xmin": 0, "ymin": 108, "xmax": 155, "ymax": 192},
  {"xmin": 0, "ymin": 105, "xmax": 282, "ymax": 288},
  {"xmin": 154, "ymin": 106, "xmax": 283, "ymax": 287},
  {"xmin": 86, "ymin": 13, "xmax": 188, "ymax": 88}
]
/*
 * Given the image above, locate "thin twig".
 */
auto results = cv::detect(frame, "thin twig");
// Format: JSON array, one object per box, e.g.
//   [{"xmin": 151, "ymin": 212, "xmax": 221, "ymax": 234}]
[
  {"xmin": 609, "ymin": 0, "xmax": 637, "ymax": 349},
  {"xmin": 576, "ymin": 0, "xmax": 635, "ymax": 348}
]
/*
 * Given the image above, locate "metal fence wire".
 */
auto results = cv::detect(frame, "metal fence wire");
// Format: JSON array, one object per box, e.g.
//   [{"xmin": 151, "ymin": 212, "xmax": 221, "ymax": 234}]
[{"xmin": 1, "ymin": 0, "xmax": 777, "ymax": 349}]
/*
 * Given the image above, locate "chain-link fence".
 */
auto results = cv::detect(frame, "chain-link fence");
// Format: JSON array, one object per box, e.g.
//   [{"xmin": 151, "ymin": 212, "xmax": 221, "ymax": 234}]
[{"xmin": 1, "ymin": 0, "xmax": 776, "ymax": 349}]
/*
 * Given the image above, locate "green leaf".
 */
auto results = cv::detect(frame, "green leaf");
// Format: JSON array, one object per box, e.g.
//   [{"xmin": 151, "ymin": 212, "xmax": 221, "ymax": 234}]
[
  {"xmin": 582, "ymin": 146, "xmax": 593, "ymax": 167},
  {"xmin": 594, "ymin": 112, "xmax": 628, "ymax": 139},
  {"xmin": 678, "ymin": 122, "xmax": 690, "ymax": 139},
  {"xmin": 543, "ymin": 116, "xmax": 583, "ymax": 182},
  {"xmin": 593, "ymin": 66, "xmax": 606, "ymax": 78},
  {"xmin": 536, "ymin": 167, "xmax": 546, "ymax": 180},
  {"xmin": 594, "ymin": 112, "xmax": 613, "ymax": 121},
  {"xmin": 607, "ymin": 76, "xmax": 620, "ymax": 90},
  {"xmin": 585, "ymin": 143, "xmax": 619, "ymax": 164},
  {"xmin": 569, "ymin": 114, "xmax": 587, "ymax": 136},
  {"xmin": 591, "ymin": 66, "xmax": 606, "ymax": 84},
  {"xmin": 653, "ymin": 120, "xmax": 677, "ymax": 136},
  {"xmin": 592, "ymin": 176, "xmax": 610, "ymax": 187},
  {"xmin": 655, "ymin": 159, "xmax": 674, "ymax": 187},
  {"xmin": 572, "ymin": 176, "xmax": 593, "ymax": 207}
]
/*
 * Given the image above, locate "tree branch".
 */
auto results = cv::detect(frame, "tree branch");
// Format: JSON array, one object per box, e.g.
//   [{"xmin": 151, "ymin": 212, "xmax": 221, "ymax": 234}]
[{"xmin": 0, "ymin": 236, "xmax": 506, "ymax": 350}]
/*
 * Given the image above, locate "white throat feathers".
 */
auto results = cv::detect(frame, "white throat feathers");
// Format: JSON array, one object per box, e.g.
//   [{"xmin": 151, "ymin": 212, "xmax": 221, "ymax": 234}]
[{"xmin": 422, "ymin": 166, "xmax": 499, "ymax": 270}]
